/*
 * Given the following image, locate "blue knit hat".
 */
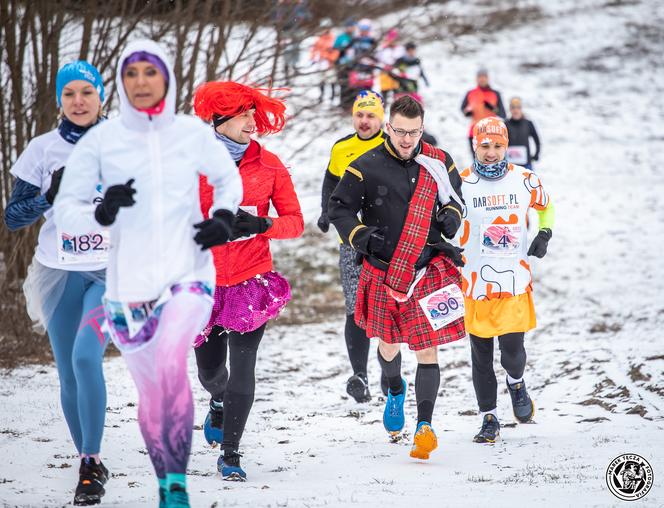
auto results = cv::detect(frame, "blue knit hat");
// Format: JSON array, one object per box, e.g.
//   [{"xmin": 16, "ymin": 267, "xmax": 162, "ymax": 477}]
[{"xmin": 56, "ymin": 61, "xmax": 105, "ymax": 106}]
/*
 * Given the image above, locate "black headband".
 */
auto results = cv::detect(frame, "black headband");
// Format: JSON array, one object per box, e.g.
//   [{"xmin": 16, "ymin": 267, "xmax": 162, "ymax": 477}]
[{"xmin": 212, "ymin": 115, "xmax": 233, "ymax": 127}]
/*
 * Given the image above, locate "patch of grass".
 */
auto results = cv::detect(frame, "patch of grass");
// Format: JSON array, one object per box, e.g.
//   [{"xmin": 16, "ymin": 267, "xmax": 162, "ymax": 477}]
[{"xmin": 467, "ymin": 475, "xmax": 492, "ymax": 483}]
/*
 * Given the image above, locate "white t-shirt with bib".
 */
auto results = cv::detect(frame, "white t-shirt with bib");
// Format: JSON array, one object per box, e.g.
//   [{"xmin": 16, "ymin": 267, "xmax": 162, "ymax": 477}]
[
  {"xmin": 10, "ymin": 129, "xmax": 106, "ymax": 272},
  {"xmin": 459, "ymin": 163, "xmax": 549, "ymax": 301}
]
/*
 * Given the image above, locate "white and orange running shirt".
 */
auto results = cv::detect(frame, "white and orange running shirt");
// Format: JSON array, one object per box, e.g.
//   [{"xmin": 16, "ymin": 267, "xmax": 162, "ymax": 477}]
[{"xmin": 458, "ymin": 163, "xmax": 550, "ymax": 301}]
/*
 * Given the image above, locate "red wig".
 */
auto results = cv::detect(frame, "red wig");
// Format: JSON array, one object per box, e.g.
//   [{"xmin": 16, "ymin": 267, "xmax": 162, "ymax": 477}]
[{"xmin": 192, "ymin": 81, "xmax": 287, "ymax": 135}]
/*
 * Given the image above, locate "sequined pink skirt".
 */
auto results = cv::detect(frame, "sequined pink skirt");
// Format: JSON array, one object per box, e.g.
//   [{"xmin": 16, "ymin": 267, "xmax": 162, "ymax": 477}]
[{"xmin": 194, "ymin": 271, "xmax": 291, "ymax": 346}]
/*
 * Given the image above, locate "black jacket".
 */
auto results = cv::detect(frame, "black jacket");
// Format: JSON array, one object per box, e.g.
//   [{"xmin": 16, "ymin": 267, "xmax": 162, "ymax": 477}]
[
  {"xmin": 328, "ymin": 138, "xmax": 463, "ymax": 271},
  {"xmin": 506, "ymin": 117, "xmax": 540, "ymax": 165}
]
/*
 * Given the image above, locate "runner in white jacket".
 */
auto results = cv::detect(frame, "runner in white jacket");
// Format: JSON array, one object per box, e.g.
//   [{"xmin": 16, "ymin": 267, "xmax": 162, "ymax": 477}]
[{"xmin": 54, "ymin": 39, "xmax": 242, "ymax": 508}]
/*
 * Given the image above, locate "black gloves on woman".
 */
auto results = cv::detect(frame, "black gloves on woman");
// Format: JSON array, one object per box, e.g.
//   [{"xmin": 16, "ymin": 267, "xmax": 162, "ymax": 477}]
[
  {"xmin": 194, "ymin": 209, "xmax": 235, "ymax": 250},
  {"xmin": 45, "ymin": 167, "xmax": 65, "ymax": 204},
  {"xmin": 94, "ymin": 179, "xmax": 136, "ymax": 226}
]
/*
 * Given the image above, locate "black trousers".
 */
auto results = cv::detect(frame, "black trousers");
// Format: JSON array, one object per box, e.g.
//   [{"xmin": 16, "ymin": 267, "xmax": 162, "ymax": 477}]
[
  {"xmin": 470, "ymin": 332, "xmax": 526, "ymax": 412},
  {"xmin": 194, "ymin": 324, "xmax": 265, "ymax": 453}
]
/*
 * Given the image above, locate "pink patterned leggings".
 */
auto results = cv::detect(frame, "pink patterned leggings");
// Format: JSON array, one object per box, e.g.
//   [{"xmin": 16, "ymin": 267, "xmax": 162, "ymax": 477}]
[{"xmin": 122, "ymin": 291, "xmax": 212, "ymax": 477}]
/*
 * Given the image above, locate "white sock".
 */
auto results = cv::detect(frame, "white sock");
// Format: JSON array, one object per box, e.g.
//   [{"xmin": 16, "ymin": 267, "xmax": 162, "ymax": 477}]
[
  {"xmin": 480, "ymin": 408, "xmax": 498, "ymax": 419},
  {"xmin": 507, "ymin": 373, "xmax": 524, "ymax": 385}
]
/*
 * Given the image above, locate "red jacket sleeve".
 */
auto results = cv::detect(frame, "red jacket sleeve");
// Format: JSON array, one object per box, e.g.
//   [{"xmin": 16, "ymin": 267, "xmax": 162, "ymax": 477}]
[
  {"xmin": 199, "ymin": 174, "xmax": 214, "ymax": 219},
  {"xmin": 263, "ymin": 165, "xmax": 304, "ymax": 240}
]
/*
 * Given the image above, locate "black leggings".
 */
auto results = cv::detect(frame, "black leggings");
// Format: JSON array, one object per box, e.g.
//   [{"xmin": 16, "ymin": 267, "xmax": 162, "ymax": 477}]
[
  {"xmin": 194, "ymin": 324, "xmax": 265, "ymax": 453},
  {"xmin": 345, "ymin": 314, "xmax": 370, "ymax": 375},
  {"xmin": 470, "ymin": 332, "xmax": 526, "ymax": 412}
]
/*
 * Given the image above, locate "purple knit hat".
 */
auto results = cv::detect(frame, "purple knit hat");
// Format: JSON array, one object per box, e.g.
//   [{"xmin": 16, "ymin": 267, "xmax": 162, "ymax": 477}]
[{"xmin": 121, "ymin": 51, "xmax": 169, "ymax": 87}]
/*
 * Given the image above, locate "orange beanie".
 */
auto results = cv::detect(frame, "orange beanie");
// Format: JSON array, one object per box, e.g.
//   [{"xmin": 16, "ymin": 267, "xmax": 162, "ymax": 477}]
[{"xmin": 472, "ymin": 116, "xmax": 508, "ymax": 151}]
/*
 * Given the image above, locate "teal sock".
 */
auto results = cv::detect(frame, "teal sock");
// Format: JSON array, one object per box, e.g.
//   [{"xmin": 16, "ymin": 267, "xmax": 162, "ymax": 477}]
[
  {"xmin": 166, "ymin": 473, "xmax": 187, "ymax": 490},
  {"xmin": 158, "ymin": 477, "xmax": 167, "ymax": 491}
]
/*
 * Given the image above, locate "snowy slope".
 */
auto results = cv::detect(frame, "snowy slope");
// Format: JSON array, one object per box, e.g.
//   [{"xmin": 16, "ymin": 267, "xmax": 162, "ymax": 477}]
[{"xmin": 2, "ymin": 0, "xmax": 664, "ymax": 506}]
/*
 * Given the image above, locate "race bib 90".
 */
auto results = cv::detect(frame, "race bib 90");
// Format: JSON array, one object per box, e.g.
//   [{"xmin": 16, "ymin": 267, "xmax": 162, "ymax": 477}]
[
  {"xmin": 57, "ymin": 229, "xmax": 110, "ymax": 265},
  {"xmin": 418, "ymin": 283, "xmax": 465, "ymax": 331},
  {"xmin": 480, "ymin": 224, "xmax": 521, "ymax": 257}
]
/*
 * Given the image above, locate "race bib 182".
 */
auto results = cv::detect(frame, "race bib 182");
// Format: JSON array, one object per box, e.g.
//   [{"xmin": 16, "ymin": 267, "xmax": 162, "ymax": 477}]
[
  {"xmin": 418, "ymin": 283, "xmax": 465, "ymax": 331},
  {"xmin": 57, "ymin": 229, "xmax": 110, "ymax": 265}
]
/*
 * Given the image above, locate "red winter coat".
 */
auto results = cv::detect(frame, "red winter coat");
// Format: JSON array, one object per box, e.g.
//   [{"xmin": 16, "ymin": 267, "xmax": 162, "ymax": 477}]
[{"xmin": 199, "ymin": 140, "xmax": 304, "ymax": 287}]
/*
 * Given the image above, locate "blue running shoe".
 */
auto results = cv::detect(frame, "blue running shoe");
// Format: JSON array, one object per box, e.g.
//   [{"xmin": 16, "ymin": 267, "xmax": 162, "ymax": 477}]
[
  {"xmin": 217, "ymin": 451, "xmax": 247, "ymax": 482},
  {"xmin": 166, "ymin": 483, "xmax": 190, "ymax": 508},
  {"xmin": 383, "ymin": 378, "xmax": 407, "ymax": 435},
  {"xmin": 473, "ymin": 414, "xmax": 500, "ymax": 443},
  {"xmin": 203, "ymin": 398, "xmax": 224, "ymax": 446},
  {"xmin": 506, "ymin": 377, "xmax": 535, "ymax": 423}
]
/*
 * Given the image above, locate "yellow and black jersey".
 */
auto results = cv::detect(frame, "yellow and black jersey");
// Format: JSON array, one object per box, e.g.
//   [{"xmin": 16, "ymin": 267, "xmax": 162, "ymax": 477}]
[
  {"xmin": 326, "ymin": 130, "xmax": 386, "ymax": 180},
  {"xmin": 320, "ymin": 130, "xmax": 386, "ymax": 228}
]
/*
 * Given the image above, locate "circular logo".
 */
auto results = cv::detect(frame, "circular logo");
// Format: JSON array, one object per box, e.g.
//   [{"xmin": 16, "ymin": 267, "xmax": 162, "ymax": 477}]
[{"xmin": 606, "ymin": 454, "xmax": 653, "ymax": 501}]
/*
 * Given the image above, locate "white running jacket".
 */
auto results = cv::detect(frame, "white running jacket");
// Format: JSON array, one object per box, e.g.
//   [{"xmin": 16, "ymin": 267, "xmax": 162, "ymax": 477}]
[{"xmin": 55, "ymin": 39, "xmax": 242, "ymax": 302}]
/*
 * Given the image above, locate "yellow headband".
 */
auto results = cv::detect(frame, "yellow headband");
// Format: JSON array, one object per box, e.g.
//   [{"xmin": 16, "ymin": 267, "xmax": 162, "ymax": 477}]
[{"xmin": 352, "ymin": 91, "xmax": 384, "ymax": 121}]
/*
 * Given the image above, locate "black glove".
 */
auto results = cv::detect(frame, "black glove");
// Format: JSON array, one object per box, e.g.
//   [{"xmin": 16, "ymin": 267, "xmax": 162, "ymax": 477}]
[
  {"xmin": 367, "ymin": 231, "xmax": 385, "ymax": 256},
  {"xmin": 484, "ymin": 100, "xmax": 496, "ymax": 112},
  {"xmin": 432, "ymin": 240, "xmax": 465, "ymax": 267},
  {"xmin": 527, "ymin": 228, "xmax": 552, "ymax": 258},
  {"xmin": 94, "ymin": 178, "xmax": 136, "ymax": 226},
  {"xmin": 317, "ymin": 213, "xmax": 330, "ymax": 233},
  {"xmin": 532, "ymin": 153, "xmax": 540, "ymax": 161},
  {"xmin": 231, "ymin": 209, "xmax": 271, "ymax": 239},
  {"xmin": 193, "ymin": 209, "xmax": 235, "ymax": 250},
  {"xmin": 436, "ymin": 207, "xmax": 462, "ymax": 239},
  {"xmin": 45, "ymin": 167, "xmax": 65, "ymax": 204}
]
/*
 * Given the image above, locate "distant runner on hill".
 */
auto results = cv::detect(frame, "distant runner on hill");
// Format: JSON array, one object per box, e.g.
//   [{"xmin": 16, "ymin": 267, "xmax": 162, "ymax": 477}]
[
  {"xmin": 505, "ymin": 97, "xmax": 541, "ymax": 170},
  {"xmin": 461, "ymin": 68, "xmax": 506, "ymax": 156}
]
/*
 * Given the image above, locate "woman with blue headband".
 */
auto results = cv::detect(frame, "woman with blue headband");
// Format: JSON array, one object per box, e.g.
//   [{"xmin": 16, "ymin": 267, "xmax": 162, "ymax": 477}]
[{"xmin": 5, "ymin": 61, "xmax": 111, "ymax": 505}]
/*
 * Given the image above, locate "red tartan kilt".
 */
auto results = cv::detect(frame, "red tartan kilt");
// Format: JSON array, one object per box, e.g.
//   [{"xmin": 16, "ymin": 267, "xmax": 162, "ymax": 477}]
[{"xmin": 355, "ymin": 255, "xmax": 466, "ymax": 350}]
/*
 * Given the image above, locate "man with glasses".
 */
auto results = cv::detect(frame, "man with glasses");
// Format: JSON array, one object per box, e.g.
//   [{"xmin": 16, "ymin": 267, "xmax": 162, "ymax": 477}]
[
  {"xmin": 329, "ymin": 96, "xmax": 466, "ymax": 461},
  {"xmin": 318, "ymin": 90, "xmax": 387, "ymax": 403},
  {"xmin": 505, "ymin": 97, "xmax": 541, "ymax": 170}
]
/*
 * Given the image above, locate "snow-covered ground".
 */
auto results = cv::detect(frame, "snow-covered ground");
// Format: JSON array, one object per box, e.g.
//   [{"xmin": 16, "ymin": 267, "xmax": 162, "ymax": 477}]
[{"xmin": 2, "ymin": 0, "xmax": 664, "ymax": 506}]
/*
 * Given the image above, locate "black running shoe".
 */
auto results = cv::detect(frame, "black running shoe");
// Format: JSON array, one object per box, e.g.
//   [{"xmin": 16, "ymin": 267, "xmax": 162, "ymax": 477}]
[
  {"xmin": 506, "ymin": 377, "xmax": 535, "ymax": 423},
  {"xmin": 346, "ymin": 373, "xmax": 371, "ymax": 403},
  {"xmin": 218, "ymin": 450, "xmax": 247, "ymax": 481},
  {"xmin": 473, "ymin": 414, "xmax": 500, "ymax": 443},
  {"xmin": 74, "ymin": 457, "xmax": 109, "ymax": 506}
]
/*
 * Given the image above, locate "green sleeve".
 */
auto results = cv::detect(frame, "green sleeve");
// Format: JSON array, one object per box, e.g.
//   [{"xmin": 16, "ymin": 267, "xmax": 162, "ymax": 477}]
[{"xmin": 537, "ymin": 200, "xmax": 555, "ymax": 230}]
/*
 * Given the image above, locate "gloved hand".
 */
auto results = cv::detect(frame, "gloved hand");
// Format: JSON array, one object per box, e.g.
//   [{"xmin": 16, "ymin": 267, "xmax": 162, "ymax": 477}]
[
  {"xmin": 317, "ymin": 213, "xmax": 330, "ymax": 233},
  {"xmin": 532, "ymin": 153, "xmax": 540, "ymax": 161},
  {"xmin": 367, "ymin": 231, "xmax": 385, "ymax": 255},
  {"xmin": 194, "ymin": 209, "xmax": 235, "ymax": 250},
  {"xmin": 94, "ymin": 178, "xmax": 136, "ymax": 226},
  {"xmin": 45, "ymin": 167, "xmax": 65, "ymax": 204},
  {"xmin": 432, "ymin": 240, "xmax": 465, "ymax": 267},
  {"xmin": 436, "ymin": 207, "xmax": 462, "ymax": 239},
  {"xmin": 231, "ymin": 209, "xmax": 271, "ymax": 239},
  {"xmin": 527, "ymin": 228, "xmax": 552, "ymax": 258}
]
